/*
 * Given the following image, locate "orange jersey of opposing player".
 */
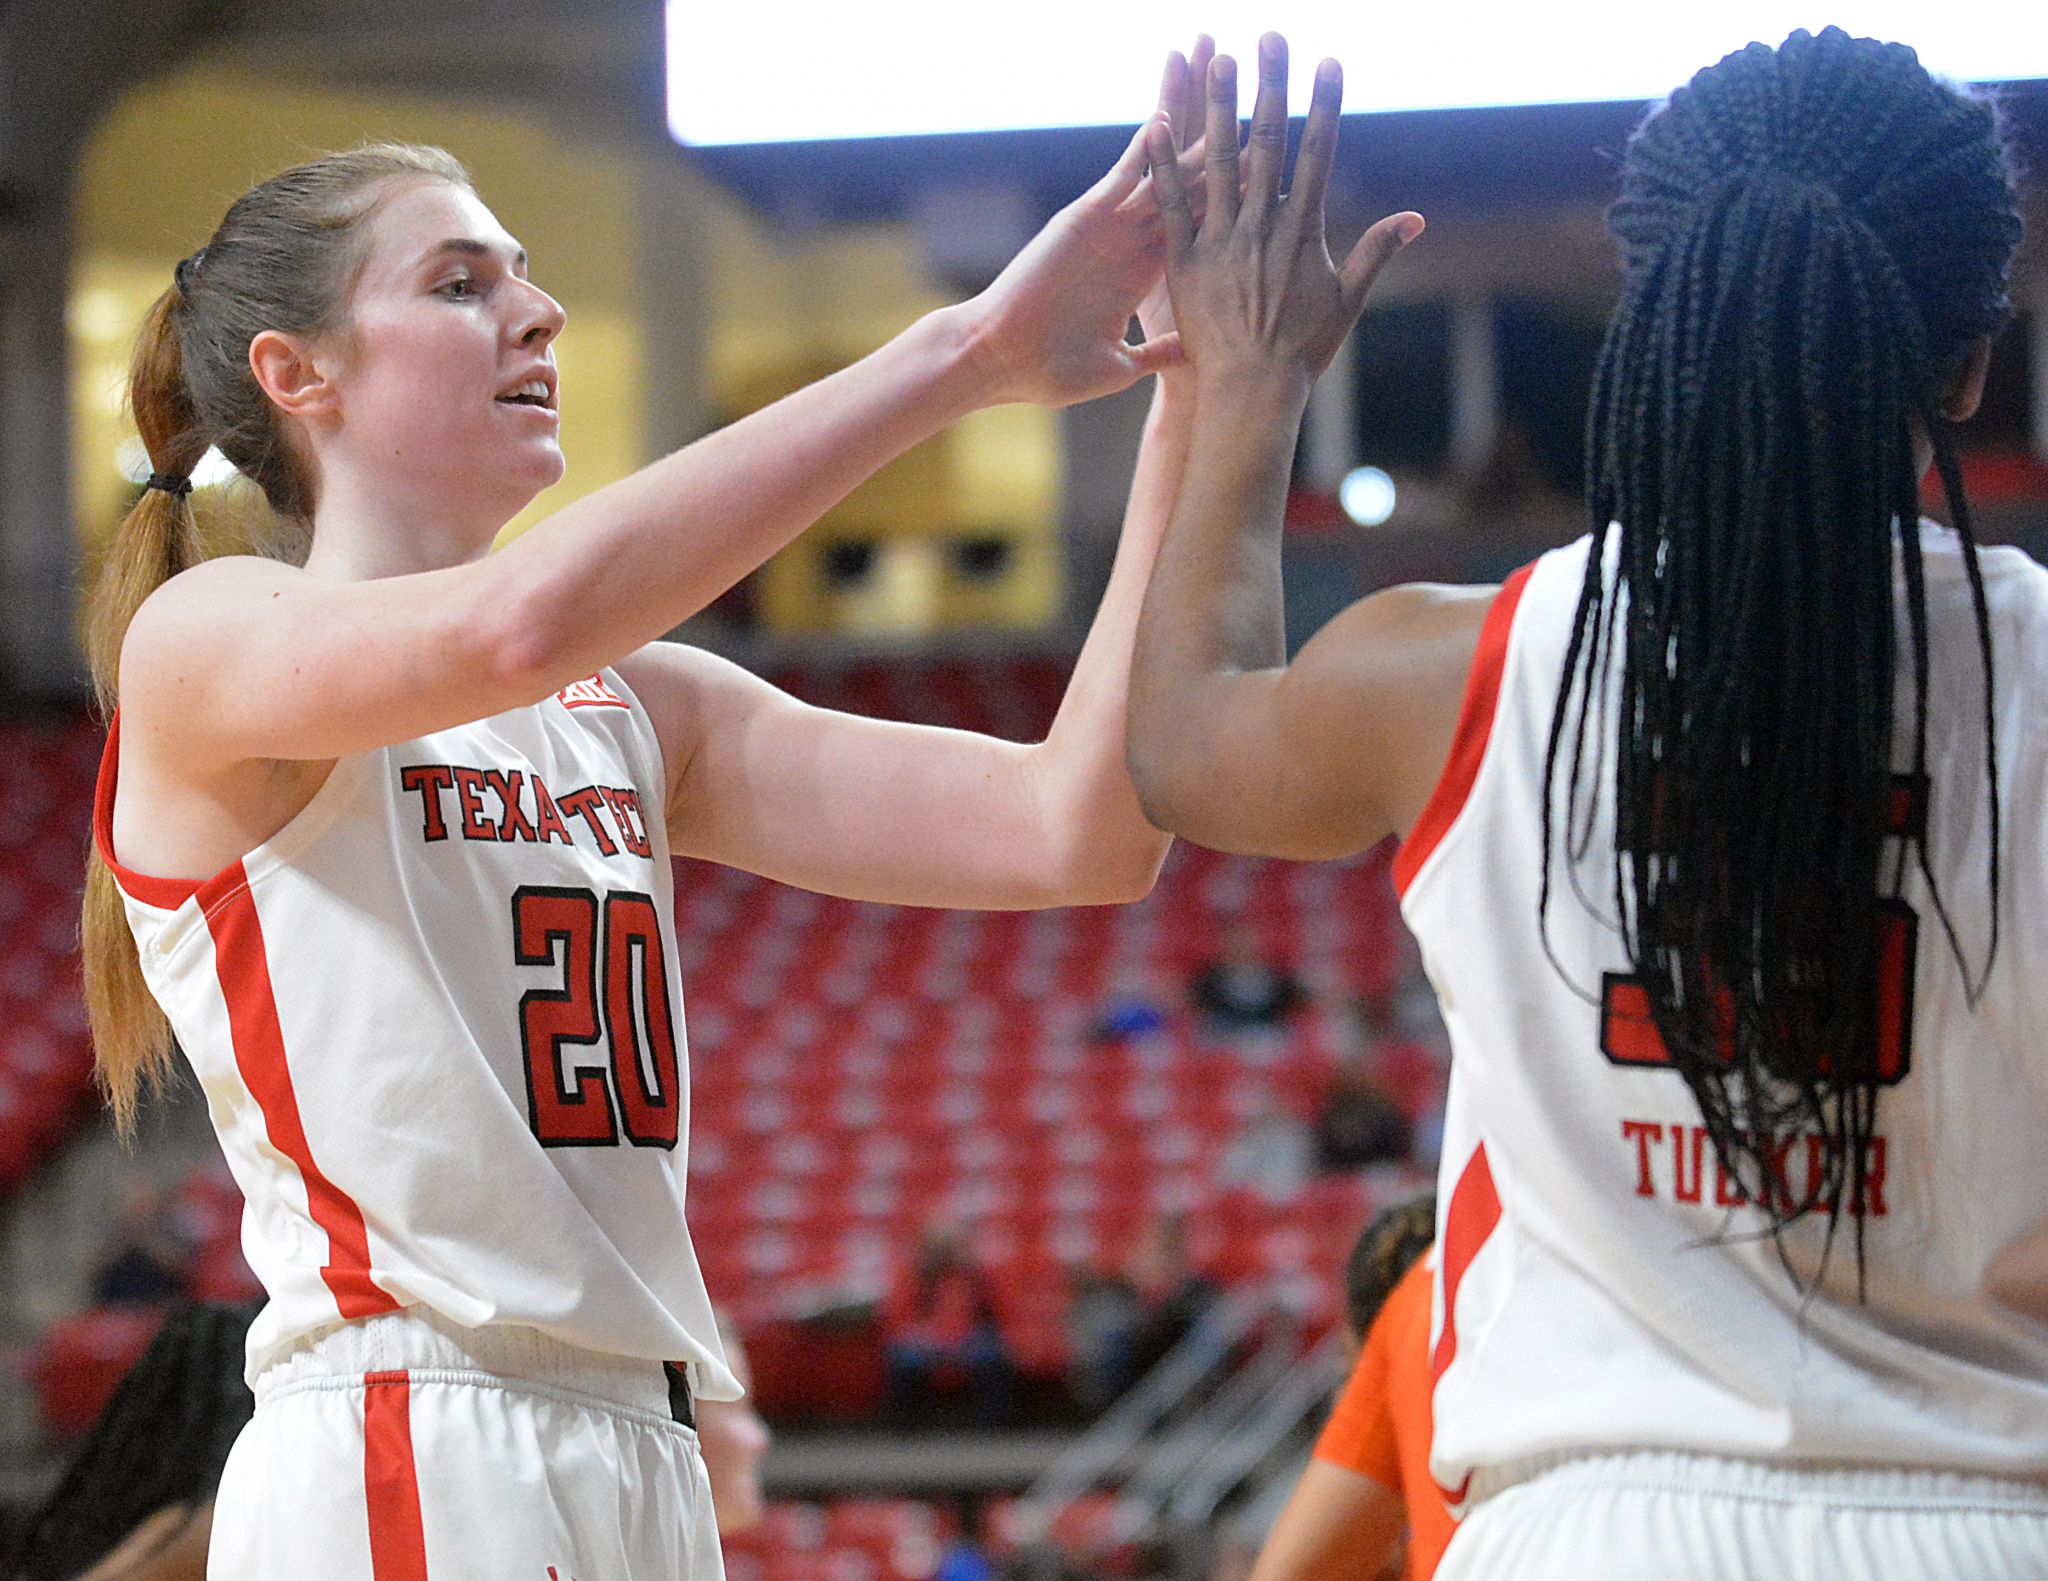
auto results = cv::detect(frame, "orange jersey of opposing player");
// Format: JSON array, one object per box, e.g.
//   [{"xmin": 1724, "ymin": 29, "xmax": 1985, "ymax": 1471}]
[{"xmin": 1312, "ymin": 1257, "xmax": 1452, "ymax": 1581}]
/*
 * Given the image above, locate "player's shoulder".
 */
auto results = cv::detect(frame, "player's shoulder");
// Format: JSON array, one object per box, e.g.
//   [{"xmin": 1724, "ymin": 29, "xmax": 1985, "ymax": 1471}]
[
  {"xmin": 1336, "ymin": 581, "xmax": 1501, "ymax": 643},
  {"xmin": 118, "ymin": 554, "xmax": 302, "ymax": 687}
]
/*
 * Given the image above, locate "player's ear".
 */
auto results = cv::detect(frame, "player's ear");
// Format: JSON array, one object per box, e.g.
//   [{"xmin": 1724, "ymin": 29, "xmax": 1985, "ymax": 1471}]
[
  {"xmin": 1942, "ymin": 336, "xmax": 1992, "ymax": 424},
  {"xmin": 250, "ymin": 328, "xmax": 341, "ymax": 423}
]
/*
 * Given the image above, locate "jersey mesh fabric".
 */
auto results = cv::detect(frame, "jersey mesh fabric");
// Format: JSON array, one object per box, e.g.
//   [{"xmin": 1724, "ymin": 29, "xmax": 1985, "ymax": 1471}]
[
  {"xmin": 97, "ymin": 668, "xmax": 738, "ymax": 1399},
  {"xmin": 1397, "ymin": 526, "xmax": 2048, "ymax": 1498}
]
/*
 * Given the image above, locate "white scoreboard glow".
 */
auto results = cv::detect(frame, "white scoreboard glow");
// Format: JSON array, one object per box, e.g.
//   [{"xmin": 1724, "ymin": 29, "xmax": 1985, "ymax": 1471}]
[{"xmin": 666, "ymin": 5, "xmax": 2045, "ymax": 148}]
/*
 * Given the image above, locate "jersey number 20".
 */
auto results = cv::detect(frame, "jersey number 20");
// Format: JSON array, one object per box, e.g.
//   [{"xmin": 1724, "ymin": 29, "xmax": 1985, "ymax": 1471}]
[{"xmin": 513, "ymin": 885, "xmax": 681, "ymax": 1148}]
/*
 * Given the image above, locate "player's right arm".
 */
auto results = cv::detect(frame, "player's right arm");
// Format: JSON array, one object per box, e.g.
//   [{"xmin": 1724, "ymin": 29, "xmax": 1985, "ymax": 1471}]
[{"xmin": 118, "ymin": 114, "xmax": 1190, "ymax": 768}]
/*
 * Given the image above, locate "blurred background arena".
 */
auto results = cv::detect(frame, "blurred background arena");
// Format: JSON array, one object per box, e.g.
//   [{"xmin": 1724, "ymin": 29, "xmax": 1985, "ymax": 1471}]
[{"xmin": 0, "ymin": 3, "xmax": 2044, "ymax": 1577}]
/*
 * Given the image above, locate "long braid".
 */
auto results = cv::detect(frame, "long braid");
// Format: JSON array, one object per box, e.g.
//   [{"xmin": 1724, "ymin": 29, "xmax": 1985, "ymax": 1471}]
[
  {"xmin": 1540, "ymin": 28, "xmax": 2023, "ymax": 1290},
  {"xmin": 2, "ymin": 1303, "xmax": 257, "ymax": 1581}
]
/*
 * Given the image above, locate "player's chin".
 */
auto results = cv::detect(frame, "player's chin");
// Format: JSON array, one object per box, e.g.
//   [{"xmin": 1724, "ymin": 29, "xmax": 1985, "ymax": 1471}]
[{"xmin": 509, "ymin": 440, "xmax": 567, "ymax": 492}]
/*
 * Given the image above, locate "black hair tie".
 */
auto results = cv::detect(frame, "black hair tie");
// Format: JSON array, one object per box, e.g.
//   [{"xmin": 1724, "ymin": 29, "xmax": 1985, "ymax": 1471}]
[
  {"xmin": 174, "ymin": 249, "xmax": 206, "ymax": 297},
  {"xmin": 145, "ymin": 472, "xmax": 193, "ymax": 499}
]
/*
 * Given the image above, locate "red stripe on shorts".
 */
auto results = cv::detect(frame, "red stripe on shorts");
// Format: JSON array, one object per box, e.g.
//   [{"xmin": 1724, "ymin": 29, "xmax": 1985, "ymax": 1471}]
[
  {"xmin": 363, "ymin": 1370, "xmax": 429, "ymax": 1580},
  {"xmin": 1430, "ymin": 1143, "xmax": 1502, "ymax": 1501},
  {"xmin": 1392, "ymin": 562, "xmax": 1536, "ymax": 897},
  {"xmin": 205, "ymin": 877, "xmax": 398, "ymax": 1319}
]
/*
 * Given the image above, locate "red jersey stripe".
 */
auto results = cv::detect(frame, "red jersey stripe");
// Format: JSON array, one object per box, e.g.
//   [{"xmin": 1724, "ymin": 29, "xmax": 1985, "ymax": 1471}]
[
  {"xmin": 205, "ymin": 879, "xmax": 398, "ymax": 1319},
  {"xmin": 1430, "ymin": 1143, "xmax": 1502, "ymax": 1500},
  {"xmin": 363, "ymin": 1370, "xmax": 430, "ymax": 1581},
  {"xmin": 1393, "ymin": 563, "xmax": 1536, "ymax": 898},
  {"xmin": 93, "ymin": 715, "xmax": 206, "ymax": 910}
]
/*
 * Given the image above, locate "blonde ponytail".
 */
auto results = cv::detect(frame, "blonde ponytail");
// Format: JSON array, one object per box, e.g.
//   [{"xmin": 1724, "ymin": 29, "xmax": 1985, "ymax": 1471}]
[
  {"xmin": 83, "ymin": 287, "xmax": 205, "ymax": 1132},
  {"xmin": 79, "ymin": 142, "xmax": 472, "ymax": 1132}
]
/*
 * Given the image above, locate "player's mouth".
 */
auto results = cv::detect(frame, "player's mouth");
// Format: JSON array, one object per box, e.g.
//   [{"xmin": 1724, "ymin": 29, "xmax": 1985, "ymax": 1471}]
[{"xmin": 495, "ymin": 368, "xmax": 558, "ymax": 412}]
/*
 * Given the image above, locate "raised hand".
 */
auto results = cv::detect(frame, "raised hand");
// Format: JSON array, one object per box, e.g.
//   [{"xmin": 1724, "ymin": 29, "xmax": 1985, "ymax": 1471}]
[
  {"xmin": 1147, "ymin": 35, "xmax": 1423, "ymax": 399},
  {"xmin": 962, "ymin": 52, "xmax": 1214, "ymax": 410},
  {"xmin": 1132, "ymin": 37, "xmax": 1215, "ymax": 353}
]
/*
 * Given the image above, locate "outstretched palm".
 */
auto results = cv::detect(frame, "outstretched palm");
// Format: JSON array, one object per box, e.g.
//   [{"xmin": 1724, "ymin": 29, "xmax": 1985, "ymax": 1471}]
[{"xmin": 1149, "ymin": 35, "xmax": 1422, "ymax": 393}]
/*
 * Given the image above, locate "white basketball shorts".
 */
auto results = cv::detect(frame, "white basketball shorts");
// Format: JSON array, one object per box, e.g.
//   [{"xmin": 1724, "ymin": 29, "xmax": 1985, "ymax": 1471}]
[
  {"xmin": 209, "ymin": 1307, "xmax": 723, "ymax": 1581},
  {"xmin": 1434, "ymin": 1451, "xmax": 2048, "ymax": 1581}
]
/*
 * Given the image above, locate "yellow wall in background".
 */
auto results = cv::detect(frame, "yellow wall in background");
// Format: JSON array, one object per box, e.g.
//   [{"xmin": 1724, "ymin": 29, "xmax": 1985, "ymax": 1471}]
[
  {"xmin": 73, "ymin": 65, "xmax": 646, "ymax": 567},
  {"xmin": 71, "ymin": 63, "xmax": 1062, "ymax": 639},
  {"xmin": 701, "ymin": 219, "xmax": 1061, "ymax": 634}
]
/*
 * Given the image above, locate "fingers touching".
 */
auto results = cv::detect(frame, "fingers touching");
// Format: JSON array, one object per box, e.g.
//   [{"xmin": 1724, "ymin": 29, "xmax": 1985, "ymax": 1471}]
[
  {"xmin": 1242, "ymin": 33, "xmax": 1291, "ymax": 218},
  {"xmin": 1145, "ymin": 118, "xmax": 1198, "ymax": 256}
]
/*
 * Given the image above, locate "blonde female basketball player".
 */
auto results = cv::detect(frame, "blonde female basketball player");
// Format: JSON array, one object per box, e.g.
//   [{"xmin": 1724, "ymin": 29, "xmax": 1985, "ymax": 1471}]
[
  {"xmin": 83, "ymin": 52, "xmax": 1213, "ymax": 1579},
  {"xmin": 1132, "ymin": 29, "xmax": 2047, "ymax": 1580}
]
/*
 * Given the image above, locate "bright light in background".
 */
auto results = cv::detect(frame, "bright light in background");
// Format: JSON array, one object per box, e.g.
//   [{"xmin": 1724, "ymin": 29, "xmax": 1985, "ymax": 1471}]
[
  {"xmin": 114, "ymin": 439, "xmax": 240, "ymax": 490},
  {"xmin": 1340, "ymin": 466, "xmax": 1397, "ymax": 528},
  {"xmin": 668, "ymin": 4, "xmax": 2045, "ymax": 146}
]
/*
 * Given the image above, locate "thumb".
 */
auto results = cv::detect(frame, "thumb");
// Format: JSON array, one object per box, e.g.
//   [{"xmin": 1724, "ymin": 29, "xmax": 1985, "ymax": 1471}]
[
  {"xmin": 1337, "ymin": 212, "xmax": 1424, "ymax": 319},
  {"xmin": 1126, "ymin": 332, "xmax": 1185, "ymax": 378},
  {"xmin": 1090, "ymin": 114, "xmax": 1167, "ymax": 209}
]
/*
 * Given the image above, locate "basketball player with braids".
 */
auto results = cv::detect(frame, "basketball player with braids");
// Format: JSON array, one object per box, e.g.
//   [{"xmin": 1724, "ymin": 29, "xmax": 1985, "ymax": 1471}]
[
  {"xmin": 4, "ymin": 1304, "xmax": 254, "ymax": 1581},
  {"xmin": 83, "ymin": 52, "xmax": 1212, "ymax": 1576},
  {"xmin": 1133, "ymin": 29, "xmax": 2048, "ymax": 1576}
]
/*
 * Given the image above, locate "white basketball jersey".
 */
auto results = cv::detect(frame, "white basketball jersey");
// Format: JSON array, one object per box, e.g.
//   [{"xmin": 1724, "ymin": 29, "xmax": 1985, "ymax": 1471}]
[
  {"xmin": 1396, "ymin": 524, "xmax": 2048, "ymax": 1498},
  {"xmin": 95, "ymin": 667, "xmax": 739, "ymax": 1399}
]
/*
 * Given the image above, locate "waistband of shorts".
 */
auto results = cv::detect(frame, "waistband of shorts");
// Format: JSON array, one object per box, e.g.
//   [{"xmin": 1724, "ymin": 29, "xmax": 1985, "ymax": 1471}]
[
  {"xmin": 1466, "ymin": 1449, "xmax": 2048, "ymax": 1515},
  {"xmin": 252, "ymin": 1305, "xmax": 672, "ymax": 1417}
]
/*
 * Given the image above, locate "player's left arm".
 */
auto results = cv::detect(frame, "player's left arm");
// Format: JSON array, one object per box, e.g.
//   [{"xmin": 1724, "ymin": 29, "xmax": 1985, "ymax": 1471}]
[
  {"xmin": 1126, "ymin": 36, "xmax": 1487, "ymax": 863},
  {"xmin": 614, "ymin": 380, "xmax": 1191, "ymax": 911},
  {"xmin": 1246, "ymin": 1458, "xmax": 1405, "ymax": 1581}
]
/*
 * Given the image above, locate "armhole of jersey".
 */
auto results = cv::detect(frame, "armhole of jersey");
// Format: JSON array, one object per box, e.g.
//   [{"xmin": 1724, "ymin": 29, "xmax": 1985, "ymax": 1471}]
[
  {"xmin": 1391, "ymin": 563, "xmax": 1536, "ymax": 899},
  {"xmin": 595, "ymin": 664, "xmax": 670, "ymax": 844},
  {"xmin": 94, "ymin": 712, "xmax": 213, "ymax": 911}
]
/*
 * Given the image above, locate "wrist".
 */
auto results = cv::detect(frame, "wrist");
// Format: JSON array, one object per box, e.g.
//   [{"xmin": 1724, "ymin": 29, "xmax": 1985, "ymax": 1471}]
[
  {"xmin": 1149, "ymin": 367, "xmax": 1199, "ymax": 420},
  {"xmin": 932, "ymin": 300, "xmax": 1013, "ymax": 410},
  {"xmin": 1194, "ymin": 359, "xmax": 1315, "ymax": 414}
]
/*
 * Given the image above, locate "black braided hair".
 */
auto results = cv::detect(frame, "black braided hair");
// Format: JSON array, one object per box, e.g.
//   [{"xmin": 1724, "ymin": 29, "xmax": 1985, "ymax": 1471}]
[
  {"xmin": 3, "ymin": 1303, "xmax": 256, "ymax": 1581},
  {"xmin": 1540, "ymin": 28, "xmax": 2023, "ymax": 1292}
]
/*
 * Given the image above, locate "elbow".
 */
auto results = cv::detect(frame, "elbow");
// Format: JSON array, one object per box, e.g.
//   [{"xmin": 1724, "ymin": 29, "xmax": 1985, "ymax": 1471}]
[
  {"xmin": 465, "ymin": 568, "xmax": 573, "ymax": 706},
  {"xmin": 1086, "ymin": 832, "xmax": 1170, "ymax": 906},
  {"xmin": 1044, "ymin": 802, "xmax": 1170, "ymax": 907},
  {"xmin": 1125, "ymin": 725, "xmax": 1198, "ymax": 841}
]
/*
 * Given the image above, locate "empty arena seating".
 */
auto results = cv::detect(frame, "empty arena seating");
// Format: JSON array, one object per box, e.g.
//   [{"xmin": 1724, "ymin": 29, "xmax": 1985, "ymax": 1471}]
[
  {"xmin": 0, "ymin": 715, "xmax": 106, "ymax": 1193},
  {"xmin": 720, "ymin": 1492, "xmax": 1129, "ymax": 1581},
  {"xmin": 687, "ymin": 661, "xmax": 1441, "ymax": 1410}
]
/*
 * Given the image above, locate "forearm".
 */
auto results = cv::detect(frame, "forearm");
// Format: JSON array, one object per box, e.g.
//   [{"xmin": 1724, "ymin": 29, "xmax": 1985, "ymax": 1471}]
[
  {"xmin": 1024, "ymin": 378, "xmax": 1197, "ymax": 900},
  {"xmin": 1127, "ymin": 370, "xmax": 1308, "ymax": 816},
  {"xmin": 484, "ymin": 305, "xmax": 1000, "ymax": 683}
]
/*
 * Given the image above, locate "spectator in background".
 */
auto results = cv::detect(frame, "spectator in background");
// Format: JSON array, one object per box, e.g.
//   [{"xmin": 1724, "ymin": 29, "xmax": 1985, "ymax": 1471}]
[
  {"xmin": 1219, "ymin": 1099, "xmax": 1316, "ymax": 1203},
  {"xmin": 88, "ymin": 1182, "xmax": 191, "ymax": 1309},
  {"xmin": 935, "ymin": 1499, "xmax": 997, "ymax": 1581},
  {"xmin": 1125, "ymin": 1214, "xmax": 1219, "ymax": 1381},
  {"xmin": 1065, "ymin": 1262, "xmax": 1144, "ymax": 1412},
  {"xmin": 1312, "ymin": 1055, "xmax": 1409, "ymax": 1174},
  {"xmin": 3, "ymin": 1302, "xmax": 255, "ymax": 1581},
  {"xmin": 1190, "ymin": 925, "xmax": 1304, "ymax": 1036},
  {"xmin": 1247, "ymin": 1196, "xmax": 1445, "ymax": 1581},
  {"xmin": 1089, "ymin": 968, "xmax": 1170, "ymax": 1046},
  {"xmin": 883, "ymin": 1224, "xmax": 1015, "ymax": 1427},
  {"xmin": 695, "ymin": 1313, "xmax": 772, "ymax": 1537}
]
